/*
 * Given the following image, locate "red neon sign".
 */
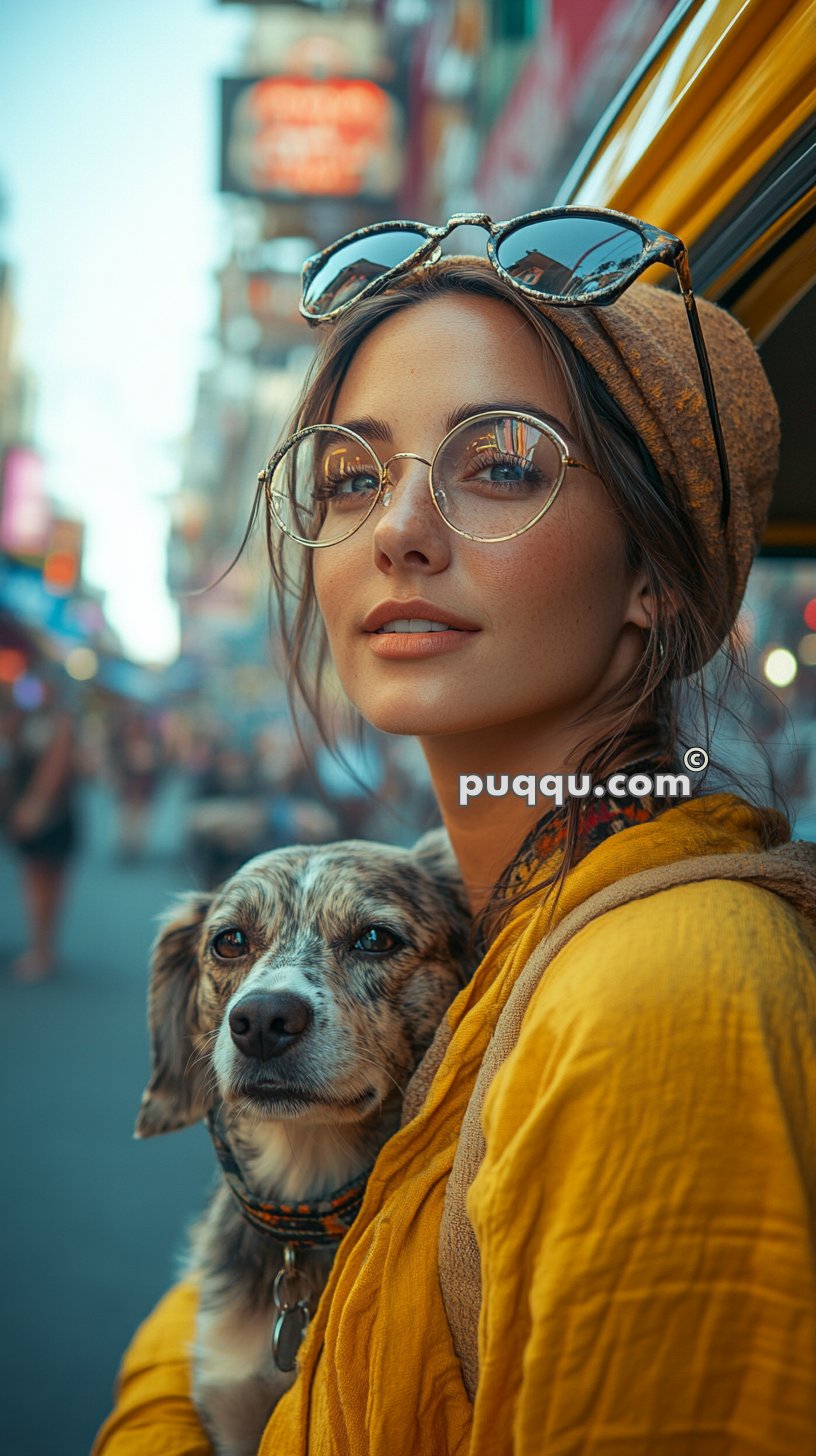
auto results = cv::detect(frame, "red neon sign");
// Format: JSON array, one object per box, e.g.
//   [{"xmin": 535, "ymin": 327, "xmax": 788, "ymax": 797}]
[{"xmin": 222, "ymin": 75, "xmax": 403, "ymax": 199}]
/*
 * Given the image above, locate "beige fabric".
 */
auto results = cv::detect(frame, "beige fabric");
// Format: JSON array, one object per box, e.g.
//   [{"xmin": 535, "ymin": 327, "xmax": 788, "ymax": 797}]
[
  {"xmin": 400, "ymin": 839, "xmax": 816, "ymax": 1402},
  {"xmin": 532, "ymin": 283, "xmax": 779, "ymax": 654}
]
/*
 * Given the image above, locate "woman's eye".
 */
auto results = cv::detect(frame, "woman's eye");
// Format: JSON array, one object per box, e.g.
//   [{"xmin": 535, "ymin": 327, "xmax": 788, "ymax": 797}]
[
  {"xmin": 212, "ymin": 928, "xmax": 249, "ymax": 960},
  {"xmin": 471, "ymin": 452, "xmax": 544, "ymax": 487},
  {"xmin": 316, "ymin": 469, "xmax": 379, "ymax": 502},
  {"xmin": 489, "ymin": 459, "xmax": 533, "ymax": 482},
  {"xmin": 351, "ymin": 925, "xmax": 403, "ymax": 955}
]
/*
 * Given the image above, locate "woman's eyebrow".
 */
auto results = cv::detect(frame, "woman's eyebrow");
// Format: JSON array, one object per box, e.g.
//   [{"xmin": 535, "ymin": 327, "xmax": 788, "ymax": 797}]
[
  {"xmin": 335, "ymin": 401, "xmax": 578, "ymax": 447},
  {"xmin": 445, "ymin": 401, "xmax": 577, "ymax": 444},
  {"xmin": 335, "ymin": 414, "xmax": 393, "ymax": 442}
]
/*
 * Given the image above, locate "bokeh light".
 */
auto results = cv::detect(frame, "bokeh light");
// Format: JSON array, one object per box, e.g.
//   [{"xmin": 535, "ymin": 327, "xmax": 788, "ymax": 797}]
[
  {"xmin": 64, "ymin": 647, "xmax": 99, "ymax": 681},
  {"xmin": 12, "ymin": 673, "xmax": 45, "ymax": 709},
  {"xmin": 797, "ymin": 633, "xmax": 816, "ymax": 667},
  {"xmin": 762, "ymin": 647, "xmax": 798, "ymax": 687},
  {"xmin": 0, "ymin": 648, "xmax": 27, "ymax": 683}
]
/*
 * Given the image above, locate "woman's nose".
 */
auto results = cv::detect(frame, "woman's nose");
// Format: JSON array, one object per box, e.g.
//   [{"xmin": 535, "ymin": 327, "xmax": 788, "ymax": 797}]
[{"xmin": 370, "ymin": 455, "xmax": 450, "ymax": 561}]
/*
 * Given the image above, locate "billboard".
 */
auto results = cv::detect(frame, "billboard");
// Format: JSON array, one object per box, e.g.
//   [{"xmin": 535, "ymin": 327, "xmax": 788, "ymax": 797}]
[
  {"xmin": 43, "ymin": 517, "xmax": 85, "ymax": 595},
  {"xmin": 0, "ymin": 446, "xmax": 51, "ymax": 558},
  {"xmin": 219, "ymin": 74, "xmax": 404, "ymax": 200}
]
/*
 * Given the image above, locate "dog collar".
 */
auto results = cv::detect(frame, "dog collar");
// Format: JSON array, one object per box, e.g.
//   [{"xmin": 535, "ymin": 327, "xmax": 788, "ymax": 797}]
[{"xmin": 205, "ymin": 1105, "xmax": 374, "ymax": 1249}]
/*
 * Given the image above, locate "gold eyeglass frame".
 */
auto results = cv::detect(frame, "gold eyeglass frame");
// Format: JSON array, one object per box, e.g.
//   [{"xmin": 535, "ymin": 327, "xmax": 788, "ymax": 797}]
[{"xmin": 259, "ymin": 409, "xmax": 594, "ymax": 547}]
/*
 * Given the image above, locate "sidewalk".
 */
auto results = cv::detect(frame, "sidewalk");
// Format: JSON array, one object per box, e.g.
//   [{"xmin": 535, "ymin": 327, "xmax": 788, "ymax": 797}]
[{"xmin": 0, "ymin": 777, "xmax": 215, "ymax": 1456}]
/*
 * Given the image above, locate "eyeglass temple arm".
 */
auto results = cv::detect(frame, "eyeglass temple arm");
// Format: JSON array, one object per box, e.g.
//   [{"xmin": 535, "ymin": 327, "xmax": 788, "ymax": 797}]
[{"xmin": 673, "ymin": 250, "xmax": 731, "ymax": 528}]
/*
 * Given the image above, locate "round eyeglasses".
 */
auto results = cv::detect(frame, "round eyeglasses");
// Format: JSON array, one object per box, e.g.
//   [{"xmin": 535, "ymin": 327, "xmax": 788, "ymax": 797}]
[{"xmin": 259, "ymin": 410, "xmax": 594, "ymax": 547}]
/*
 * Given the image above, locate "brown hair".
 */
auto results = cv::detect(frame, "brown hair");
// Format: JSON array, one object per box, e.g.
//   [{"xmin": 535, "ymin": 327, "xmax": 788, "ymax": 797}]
[{"xmin": 240, "ymin": 260, "xmax": 788, "ymax": 959}]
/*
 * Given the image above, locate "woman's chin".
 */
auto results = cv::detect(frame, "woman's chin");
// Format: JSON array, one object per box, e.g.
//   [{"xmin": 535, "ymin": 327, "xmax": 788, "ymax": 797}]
[
  {"xmin": 353, "ymin": 693, "xmax": 498, "ymax": 739},
  {"xmin": 361, "ymin": 706, "xmax": 451, "ymax": 737},
  {"xmin": 348, "ymin": 694, "xmax": 455, "ymax": 737}
]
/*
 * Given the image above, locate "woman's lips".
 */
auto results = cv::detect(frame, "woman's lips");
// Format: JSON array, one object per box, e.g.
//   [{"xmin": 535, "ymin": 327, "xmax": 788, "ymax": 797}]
[
  {"xmin": 362, "ymin": 600, "xmax": 480, "ymax": 632},
  {"xmin": 366, "ymin": 627, "xmax": 479, "ymax": 659}
]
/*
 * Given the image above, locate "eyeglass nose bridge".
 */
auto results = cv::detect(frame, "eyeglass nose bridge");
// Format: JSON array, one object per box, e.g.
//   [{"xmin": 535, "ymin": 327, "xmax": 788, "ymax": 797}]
[
  {"xmin": 379, "ymin": 450, "xmax": 433, "ymax": 507},
  {"xmin": 445, "ymin": 212, "xmax": 493, "ymax": 230}
]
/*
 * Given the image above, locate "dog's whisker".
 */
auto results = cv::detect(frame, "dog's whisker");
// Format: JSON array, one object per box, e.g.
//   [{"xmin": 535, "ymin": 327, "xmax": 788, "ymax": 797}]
[
  {"xmin": 184, "ymin": 1041, "xmax": 216, "ymax": 1080},
  {"xmin": 188, "ymin": 1029, "xmax": 219, "ymax": 1063},
  {"xmin": 352, "ymin": 1051, "xmax": 408, "ymax": 1098},
  {"xmin": 188, "ymin": 1046, "xmax": 216, "ymax": 1075},
  {"xmin": 282, "ymin": 1120, "xmax": 298, "ymax": 1170},
  {"xmin": 325, "ymin": 1122, "xmax": 357, "ymax": 1164}
]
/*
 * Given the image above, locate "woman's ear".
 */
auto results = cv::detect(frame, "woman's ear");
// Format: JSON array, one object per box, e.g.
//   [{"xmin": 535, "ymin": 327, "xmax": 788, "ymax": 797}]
[
  {"xmin": 625, "ymin": 567, "xmax": 657, "ymax": 633},
  {"xmin": 134, "ymin": 891, "xmax": 213, "ymax": 1139}
]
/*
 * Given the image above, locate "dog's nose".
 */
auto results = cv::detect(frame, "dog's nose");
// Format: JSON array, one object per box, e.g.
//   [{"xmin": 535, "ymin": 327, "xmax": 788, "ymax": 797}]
[{"xmin": 228, "ymin": 992, "xmax": 313, "ymax": 1060}]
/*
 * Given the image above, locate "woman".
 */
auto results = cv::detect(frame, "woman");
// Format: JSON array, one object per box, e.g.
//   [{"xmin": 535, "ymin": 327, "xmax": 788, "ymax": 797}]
[{"xmin": 95, "ymin": 215, "xmax": 816, "ymax": 1454}]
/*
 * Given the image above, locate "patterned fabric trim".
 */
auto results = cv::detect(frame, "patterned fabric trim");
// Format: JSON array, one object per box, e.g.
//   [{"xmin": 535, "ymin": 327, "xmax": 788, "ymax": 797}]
[
  {"xmin": 472, "ymin": 758, "xmax": 669, "ymax": 959},
  {"xmin": 206, "ymin": 1105, "xmax": 373, "ymax": 1249}
]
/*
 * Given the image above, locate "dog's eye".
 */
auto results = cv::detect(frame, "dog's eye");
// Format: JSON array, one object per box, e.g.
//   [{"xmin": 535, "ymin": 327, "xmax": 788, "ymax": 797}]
[
  {"xmin": 351, "ymin": 925, "xmax": 403, "ymax": 955},
  {"xmin": 212, "ymin": 928, "xmax": 248, "ymax": 960}
]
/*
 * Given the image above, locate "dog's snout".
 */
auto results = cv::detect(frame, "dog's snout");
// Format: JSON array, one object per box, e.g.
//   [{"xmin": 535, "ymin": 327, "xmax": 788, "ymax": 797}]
[{"xmin": 228, "ymin": 992, "xmax": 313, "ymax": 1061}]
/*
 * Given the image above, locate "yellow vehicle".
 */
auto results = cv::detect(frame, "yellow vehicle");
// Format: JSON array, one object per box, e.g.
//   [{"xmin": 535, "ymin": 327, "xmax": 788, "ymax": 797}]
[{"xmin": 558, "ymin": 0, "xmax": 815, "ymax": 552}]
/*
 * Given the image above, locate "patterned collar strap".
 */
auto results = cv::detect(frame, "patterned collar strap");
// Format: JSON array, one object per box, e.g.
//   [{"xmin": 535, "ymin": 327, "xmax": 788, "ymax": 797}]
[
  {"xmin": 498, "ymin": 755, "xmax": 668, "ymax": 902},
  {"xmin": 205, "ymin": 1105, "xmax": 373, "ymax": 1249}
]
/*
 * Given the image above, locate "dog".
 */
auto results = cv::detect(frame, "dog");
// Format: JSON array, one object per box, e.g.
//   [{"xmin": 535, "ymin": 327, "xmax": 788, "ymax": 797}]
[{"xmin": 135, "ymin": 827, "xmax": 472, "ymax": 1456}]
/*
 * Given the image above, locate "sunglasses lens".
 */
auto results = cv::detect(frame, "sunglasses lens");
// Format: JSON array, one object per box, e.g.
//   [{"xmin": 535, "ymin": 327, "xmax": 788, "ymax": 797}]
[
  {"xmin": 303, "ymin": 229, "xmax": 431, "ymax": 316},
  {"xmin": 433, "ymin": 415, "xmax": 565, "ymax": 539},
  {"xmin": 268, "ymin": 427, "xmax": 381, "ymax": 544},
  {"xmin": 496, "ymin": 216, "xmax": 646, "ymax": 299}
]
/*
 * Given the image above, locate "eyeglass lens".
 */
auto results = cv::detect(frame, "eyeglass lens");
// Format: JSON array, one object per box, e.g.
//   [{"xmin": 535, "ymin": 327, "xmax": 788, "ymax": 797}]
[
  {"xmin": 303, "ymin": 228, "xmax": 430, "ymax": 316},
  {"xmin": 495, "ymin": 216, "xmax": 646, "ymax": 298},
  {"xmin": 270, "ymin": 429, "xmax": 381, "ymax": 543},
  {"xmin": 269, "ymin": 416, "xmax": 567, "ymax": 544}
]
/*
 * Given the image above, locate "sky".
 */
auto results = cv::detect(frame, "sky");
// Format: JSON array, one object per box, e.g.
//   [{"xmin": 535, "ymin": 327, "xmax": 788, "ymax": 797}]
[{"xmin": 0, "ymin": 0, "xmax": 248, "ymax": 663}]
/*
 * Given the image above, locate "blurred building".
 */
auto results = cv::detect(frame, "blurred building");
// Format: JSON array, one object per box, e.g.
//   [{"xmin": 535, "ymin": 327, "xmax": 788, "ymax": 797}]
[
  {"xmin": 169, "ymin": 0, "xmax": 413, "ymax": 738},
  {"xmin": 0, "ymin": 259, "xmax": 36, "ymax": 451},
  {"xmin": 0, "ymin": 248, "xmax": 143, "ymax": 709},
  {"xmin": 373, "ymin": 0, "xmax": 675, "ymax": 218}
]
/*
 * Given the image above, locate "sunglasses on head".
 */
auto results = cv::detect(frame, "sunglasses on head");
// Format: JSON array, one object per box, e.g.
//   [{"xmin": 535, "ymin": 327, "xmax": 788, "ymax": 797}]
[{"xmin": 299, "ymin": 206, "xmax": 731, "ymax": 528}]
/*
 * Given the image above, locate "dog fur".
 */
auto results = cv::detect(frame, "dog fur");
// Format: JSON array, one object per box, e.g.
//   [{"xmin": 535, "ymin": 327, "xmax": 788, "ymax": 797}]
[{"xmin": 135, "ymin": 828, "xmax": 471, "ymax": 1456}]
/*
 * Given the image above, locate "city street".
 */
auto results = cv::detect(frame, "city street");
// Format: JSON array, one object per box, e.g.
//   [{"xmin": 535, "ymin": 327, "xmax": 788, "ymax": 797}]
[
  {"xmin": 1, "ymin": 779, "xmax": 215, "ymax": 1456},
  {"xmin": 2, "ymin": 0, "xmax": 815, "ymax": 1451}
]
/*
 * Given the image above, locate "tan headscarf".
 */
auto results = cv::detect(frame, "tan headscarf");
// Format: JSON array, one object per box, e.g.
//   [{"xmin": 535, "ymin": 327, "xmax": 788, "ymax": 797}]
[{"xmin": 443, "ymin": 257, "xmax": 781, "ymax": 659}]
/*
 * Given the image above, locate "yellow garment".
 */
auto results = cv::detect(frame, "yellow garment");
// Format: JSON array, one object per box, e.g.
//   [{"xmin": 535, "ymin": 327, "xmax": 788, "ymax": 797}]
[{"xmin": 94, "ymin": 793, "xmax": 816, "ymax": 1455}]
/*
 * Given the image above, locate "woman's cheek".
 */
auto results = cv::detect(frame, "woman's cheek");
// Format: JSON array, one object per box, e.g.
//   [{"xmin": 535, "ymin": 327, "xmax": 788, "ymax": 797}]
[
  {"xmin": 313, "ymin": 556, "xmax": 368, "ymax": 699},
  {"xmin": 313, "ymin": 557, "xmax": 344, "ymax": 645}
]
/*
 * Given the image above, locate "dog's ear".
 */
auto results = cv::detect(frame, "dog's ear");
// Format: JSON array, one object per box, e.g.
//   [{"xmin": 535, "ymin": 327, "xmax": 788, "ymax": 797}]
[
  {"xmin": 412, "ymin": 826, "xmax": 472, "ymax": 924},
  {"xmin": 412, "ymin": 827, "xmax": 473, "ymax": 984},
  {"xmin": 135, "ymin": 891, "xmax": 213, "ymax": 1139}
]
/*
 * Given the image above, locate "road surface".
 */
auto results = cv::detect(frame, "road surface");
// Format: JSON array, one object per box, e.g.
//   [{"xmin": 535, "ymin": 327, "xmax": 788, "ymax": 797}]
[{"xmin": 1, "ymin": 778, "xmax": 215, "ymax": 1456}]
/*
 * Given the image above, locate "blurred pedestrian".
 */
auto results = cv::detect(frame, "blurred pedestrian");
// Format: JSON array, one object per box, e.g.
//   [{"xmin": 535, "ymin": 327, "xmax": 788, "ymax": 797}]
[
  {"xmin": 5, "ymin": 672, "xmax": 79, "ymax": 982},
  {"xmin": 314, "ymin": 732, "xmax": 384, "ymax": 838},
  {"xmin": 108, "ymin": 710, "xmax": 163, "ymax": 862}
]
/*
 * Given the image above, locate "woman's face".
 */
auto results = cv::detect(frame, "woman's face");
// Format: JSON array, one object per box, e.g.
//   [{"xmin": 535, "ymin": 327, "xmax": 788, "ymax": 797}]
[{"xmin": 312, "ymin": 293, "xmax": 650, "ymax": 742}]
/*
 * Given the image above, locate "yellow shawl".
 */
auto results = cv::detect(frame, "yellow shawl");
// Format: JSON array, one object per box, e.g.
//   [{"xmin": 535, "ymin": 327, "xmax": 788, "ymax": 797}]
[{"xmin": 94, "ymin": 792, "xmax": 816, "ymax": 1455}]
